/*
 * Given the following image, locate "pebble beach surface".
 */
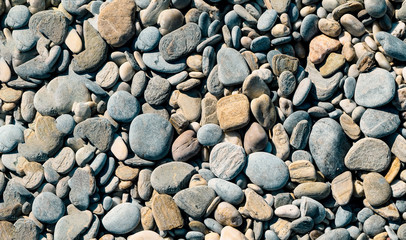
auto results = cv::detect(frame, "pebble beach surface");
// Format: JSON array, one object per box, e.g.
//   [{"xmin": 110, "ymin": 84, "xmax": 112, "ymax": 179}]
[{"xmin": 2, "ymin": 0, "xmax": 406, "ymax": 240}]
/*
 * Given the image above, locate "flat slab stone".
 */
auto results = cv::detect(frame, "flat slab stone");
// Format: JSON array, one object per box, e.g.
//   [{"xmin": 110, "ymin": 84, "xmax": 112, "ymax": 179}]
[
  {"xmin": 142, "ymin": 52, "xmax": 187, "ymax": 73},
  {"xmin": 150, "ymin": 161, "xmax": 196, "ymax": 194},
  {"xmin": 54, "ymin": 210, "xmax": 93, "ymax": 240},
  {"xmin": 173, "ymin": 186, "xmax": 216, "ymax": 219},
  {"xmin": 152, "ymin": 194, "xmax": 184, "ymax": 231},
  {"xmin": 354, "ymin": 68, "xmax": 396, "ymax": 108},
  {"xmin": 375, "ymin": 31, "xmax": 406, "ymax": 61}
]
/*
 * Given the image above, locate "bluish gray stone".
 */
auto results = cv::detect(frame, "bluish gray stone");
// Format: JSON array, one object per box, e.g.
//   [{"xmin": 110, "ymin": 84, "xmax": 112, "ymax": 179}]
[
  {"xmin": 267, "ymin": 50, "xmax": 282, "ymax": 68},
  {"xmin": 204, "ymin": 218, "xmax": 223, "ymax": 234},
  {"xmin": 102, "ymin": 203, "xmax": 140, "ymax": 235},
  {"xmin": 250, "ymin": 36, "xmax": 271, "ymax": 52},
  {"xmin": 209, "ymin": 142, "xmax": 246, "ymax": 180},
  {"xmin": 224, "ymin": 10, "xmax": 241, "ymax": 30},
  {"xmin": 97, "ymin": 157, "xmax": 115, "ymax": 186},
  {"xmin": 376, "ymin": 31, "xmax": 406, "ymax": 61},
  {"xmin": 32, "ymin": 192, "xmax": 65, "ymax": 224},
  {"xmin": 265, "ymin": 230, "xmax": 279, "ymax": 240},
  {"xmin": 208, "ymin": 178, "xmax": 244, "ymax": 205},
  {"xmin": 344, "ymin": 77, "xmax": 356, "ymax": 99},
  {"xmin": 317, "ymin": 228, "xmax": 350, "ymax": 240},
  {"xmin": 62, "ymin": 0, "xmax": 90, "ymax": 15},
  {"xmin": 107, "ymin": 91, "xmax": 140, "ymax": 122},
  {"xmin": 354, "ymin": 68, "xmax": 395, "ymax": 108},
  {"xmin": 290, "ymin": 216, "xmax": 314, "ymax": 234},
  {"xmin": 292, "ymin": 77, "xmax": 312, "ymax": 106},
  {"xmin": 231, "ymin": 26, "xmax": 241, "ymax": 49},
  {"xmin": 144, "ymin": 76, "xmax": 171, "ymax": 106},
  {"xmin": 142, "ymin": 52, "xmax": 187, "ymax": 73},
  {"xmin": 208, "ymin": 20, "xmax": 221, "ymax": 37},
  {"xmin": 244, "ymin": 152, "xmax": 289, "ymax": 191},
  {"xmin": 68, "ymin": 167, "xmax": 96, "ymax": 210},
  {"xmin": 173, "ymin": 186, "xmax": 216, "ymax": 219},
  {"xmin": 300, "ymin": 14, "xmax": 319, "ymax": 42},
  {"xmin": 288, "ymin": 3, "xmax": 299, "ymax": 22},
  {"xmin": 186, "ymin": 231, "xmax": 204, "ymax": 240},
  {"xmin": 197, "ymin": 124, "xmax": 223, "ymax": 146},
  {"xmin": 129, "ymin": 113, "xmax": 173, "ymax": 160},
  {"xmin": 136, "ymin": 26, "xmax": 160, "ymax": 52},
  {"xmin": 283, "ymin": 110, "xmax": 311, "ymax": 135},
  {"xmin": 365, "ymin": 0, "xmax": 387, "ymax": 18},
  {"xmin": 356, "ymin": 207, "xmax": 374, "ymax": 223},
  {"xmin": 0, "ymin": 125, "xmax": 24, "ymax": 153},
  {"xmin": 335, "ymin": 206, "xmax": 353, "ymax": 228},
  {"xmin": 363, "ymin": 215, "xmax": 386, "ymax": 237},
  {"xmin": 198, "ymin": 169, "xmax": 216, "ymax": 182},
  {"xmin": 6, "ymin": 5, "xmax": 31, "ymax": 29},
  {"xmin": 278, "ymin": 70, "xmax": 296, "ymax": 97},
  {"xmin": 55, "ymin": 114, "xmax": 75, "ymax": 135},
  {"xmin": 199, "ymin": 11, "xmax": 211, "ymax": 37},
  {"xmin": 396, "ymin": 200, "xmax": 406, "ymax": 213},
  {"xmin": 257, "ymin": 9, "xmax": 278, "ymax": 31},
  {"xmin": 271, "ymin": 36, "xmax": 292, "ymax": 45},
  {"xmin": 151, "ymin": 161, "xmax": 196, "ymax": 194},
  {"xmin": 54, "ymin": 210, "xmax": 93, "ymax": 240},
  {"xmin": 291, "ymin": 150, "xmax": 313, "ymax": 163},
  {"xmin": 217, "ymin": 47, "xmax": 250, "ymax": 86},
  {"xmin": 360, "ymin": 108, "xmax": 400, "ymax": 138},
  {"xmin": 90, "ymin": 153, "xmax": 107, "ymax": 176},
  {"xmin": 309, "ymin": 118, "xmax": 350, "ymax": 179},
  {"xmin": 12, "ymin": 28, "xmax": 38, "ymax": 52},
  {"xmin": 307, "ymin": 61, "xmax": 343, "ymax": 101},
  {"xmin": 207, "ymin": 65, "xmax": 224, "ymax": 97},
  {"xmin": 74, "ymin": 117, "xmax": 114, "ymax": 152}
]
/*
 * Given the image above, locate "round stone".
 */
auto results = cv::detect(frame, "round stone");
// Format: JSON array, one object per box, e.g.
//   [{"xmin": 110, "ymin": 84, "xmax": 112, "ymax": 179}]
[
  {"xmin": 354, "ymin": 68, "xmax": 396, "ymax": 108},
  {"xmin": 344, "ymin": 138, "xmax": 391, "ymax": 172},
  {"xmin": 363, "ymin": 215, "xmax": 386, "ymax": 237},
  {"xmin": 364, "ymin": 0, "xmax": 386, "ymax": 18},
  {"xmin": 209, "ymin": 142, "xmax": 246, "ymax": 180},
  {"xmin": 257, "ymin": 9, "xmax": 278, "ymax": 32},
  {"xmin": 102, "ymin": 203, "xmax": 140, "ymax": 235},
  {"xmin": 32, "ymin": 192, "xmax": 65, "ymax": 224},
  {"xmin": 244, "ymin": 152, "xmax": 289, "ymax": 191},
  {"xmin": 6, "ymin": 5, "xmax": 31, "ymax": 29},
  {"xmin": 0, "ymin": 125, "xmax": 24, "ymax": 153},
  {"xmin": 144, "ymin": 76, "xmax": 171, "ymax": 106},
  {"xmin": 217, "ymin": 47, "xmax": 250, "ymax": 86},
  {"xmin": 129, "ymin": 113, "xmax": 173, "ymax": 160},
  {"xmin": 363, "ymin": 172, "xmax": 392, "ymax": 207},
  {"xmin": 107, "ymin": 91, "xmax": 140, "ymax": 122},
  {"xmin": 197, "ymin": 124, "xmax": 223, "ymax": 146},
  {"xmin": 136, "ymin": 26, "xmax": 161, "ymax": 52}
]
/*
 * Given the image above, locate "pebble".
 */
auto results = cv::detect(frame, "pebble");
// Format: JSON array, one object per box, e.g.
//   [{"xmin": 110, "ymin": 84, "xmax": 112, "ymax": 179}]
[
  {"xmin": 74, "ymin": 117, "xmax": 114, "ymax": 152},
  {"xmin": 32, "ymin": 192, "xmax": 65, "ymax": 224},
  {"xmin": 364, "ymin": 215, "xmax": 386, "ymax": 237},
  {"xmin": 359, "ymin": 108, "xmax": 400, "ymax": 138},
  {"xmin": 309, "ymin": 118, "xmax": 350, "ymax": 179},
  {"xmin": 210, "ymin": 142, "xmax": 246, "ymax": 180},
  {"xmin": 217, "ymin": 94, "xmax": 250, "ymax": 131},
  {"xmin": 300, "ymin": 14, "xmax": 319, "ymax": 42},
  {"xmin": 244, "ymin": 152, "xmax": 289, "ymax": 191},
  {"xmin": 364, "ymin": 172, "xmax": 392, "ymax": 207},
  {"xmin": 309, "ymin": 34, "xmax": 341, "ymax": 64},
  {"xmin": 142, "ymin": 52, "xmax": 186, "ymax": 73},
  {"xmin": 107, "ymin": 91, "xmax": 140, "ymax": 122},
  {"xmin": 215, "ymin": 202, "xmax": 242, "ymax": 227},
  {"xmin": 257, "ymin": 10, "xmax": 278, "ymax": 32},
  {"xmin": 197, "ymin": 124, "xmax": 223, "ymax": 146},
  {"xmin": 129, "ymin": 114, "xmax": 173, "ymax": 160},
  {"xmin": 0, "ymin": 125, "xmax": 24, "ymax": 153},
  {"xmin": 208, "ymin": 178, "xmax": 244, "ymax": 205},
  {"xmin": 376, "ymin": 31, "xmax": 406, "ymax": 61},
  {"xmin": 217, "ymin": 47, "xmax": 250, "ymax": 86},
  {"xmin": 151, "ymin": 161, "xmax": 196, "ymax": 194},
  {"xmin": 172, "ymin": 130, "xmax": 201, "ymax": 162},
  {"xmin": 239, "ymin": 188, "xmax": 273, "ymax": 221},
  {"xmin": 174, "ymin": 186, "xmax": 216, "ymax": 219},
  {"xmin": 102, "ymin": 203, "xmax": 140, "ymax": 234}
]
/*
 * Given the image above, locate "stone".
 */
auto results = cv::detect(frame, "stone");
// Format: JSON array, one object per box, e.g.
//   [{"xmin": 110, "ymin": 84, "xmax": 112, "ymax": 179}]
[
  {"xmin": 172, "ymin": 130, "xmax": 201, "ymax": 162},
  {"xmin": 271, "ymin": 123, "xmax": 290, "ymax": 160},
  {"xmin": 96, "ymin": 62, "xmax": 119, "ymax": 89},
  {"xmin": 210, "ymin": 142, "xmax": 246, "ymax": 180},
  {"xmin": 65, "ymin": 27, "xmax": 82, "ymax": 54},
  {"xmin": 292, "ymin": 78, "xmax": 312, "ymax": 106},
  {"xmin": 270, "ymin": 218, "xmax": 291, "ymax": 240},
  {"xmin": 339, "ymin": 113, "xmax": 361, "ymax": 140},
  {"xmin": 102, "ymin": 203, "xmax": 140, "ymax": 234},
  {"xmin": 335, "ymin": 205, "xmax": 353, "ymax": 227},
  {"xmin": 364, "ymin": 172, "xmax": 391, "ymax": 207},
  {"xmin": 290, "ymin": 216, "xmax": 314, "ymax": 234},
  {"xmin": 217, "ymin": 94, "xmax": 250, "ymax": 131},
  {"xmin": 6, "ymin": 5, "xmax": 30, "ymax": 29},
  {"xmin": 98, "ymin": 0, "xmax": 136, "ymax": 47},
  {"xmin": 29, "ymin": 10, "xmax": 68, "ymax": 45},
  {"xmin": 128, "ymin": 230, "xmax": 163, "ymax": 240},
  {"xmin": 359, "ymin": 108, "xmax": 400, "ymax": 138},
  {"xmin": 340, "ymin": 14, "xmax": 365, "ymax": 37},
  {"xmin": 144, "ymin": 76, "xmax": 171, "ymax": 106},
  {"xmin": 107, "ymin": 91, "xmax": 140, "ymax": 122},
  {"xmin": 354, "ymin": 68, "xmax": 396, "ymax": 108},
  {"xmin": 54, "ymin": 210, "xmax": 93, "ymax": 240},
  {"xmin": 159, "ymin": 23, "xmax": 201, "ymax": 61},
  {"xmin": 278, "ymin": 71, "xmax": 296, "ymax": 97},
  {"xmin": 152, "ymin": 194, "xmax": 184, "ymax": 231},
  {"xmin": 251, "ymin": 94, "xmax": 277, "ymax": 130},
  {"xmin": 177, "ymin": 90, "xmax": 202, "ymax": 122},
  {"xmin": 74, "ymin": 117, "xmax": 114, "ymax": 152},
  {"xmin": 208, "ymin": 178, "xmax": 244, "ymax": 205},
  {"xmin": 215, "ymin": 202, "xmax": 242, "ymax": 227},
  {"xmin": 317, "ymin": 228, "xmax": 350, "ymax": 240},
  {"xmin": 275, "ymin": 204, "xmax": 300, "ymax": 219},
  {"xmin": 0, "ymin": 125, "xmax": 24, "ymax": 153},
  {"xmin": 217, "ymin": 47, "xmax": 250, "ymax": 86},
  {"xmin": 129, "ymin": 114, "xmax": 173, "ymax": 160},
  {"xmin": 220, "ymin": 226, "xmax": 246, "ymax": 240},
  {"xmin": 243, "ymin": 122, "xmax": 267, "ymax": 154},
  {"xmin": 244, "ymin": 152, "xmax": 289, "ymax": 191},
  {"xmin": 143, "ymin": 51, "xmax": 187, "ymax": 73},
  {"xmin": 197, "ymin": 124, "xmax": 223, "ymax": 146},
  {"xmin": 309, "ymin": 34, "xmax": 341, "ymax": 64},
  {"xmin": 288, "ymin": 160, "xmax": 317, "ymax": 183},
  {"xmin": 376, "ymin": 31, "xmax": 406, "ymax": 61},
  {"xmin": 306, "ymin": 61, "xmax": 342, "ymax": 101},
  {"xmin": 32, "ymin": 192, "xmax": 65, "ymax": 224},
  {"xmin": 318, "ymin": 18, "xmax": 341, "ymax": 37},
  {"xmin": 68, "ymin": 166, "xmax": 96, "ymax": 210},
  {"xmin": 309, "ymin": 118, "xmax": 350, "ymax": 179},
  {"xmin": 158, "ymin": 9, "xmax": 184, "ymax": 35},
  {"xmin": 239, "ymin": 188, "xmax": 273, "ymax": 221},
  {"xmin": 293, "ymin": 182, "xmax": 331, "ymax": 200},
  {"xmin": 364, "ymin": 215, "xmax": 386, "ymax": 237},
  {"xmin": 344, "ymin": 138, "xmax": 391, "ymax": 172},
  {"xmin": 319, "ymin": 53, "xmax": 345, "ymax": 77},
  {"xmin": 331, "ymin": 171, "xmax": 353, "ymax": 206},
  {"xmin": 136, "ymin": 26, "xmax": 161, "ymax": 52},
  {"xmin": 140, "ymin": 0, "xmax": 171, "ymax": 26},
  {"xmin": 173, "ymin": 186, "xmax": 216, "ymax": 219},
  {"xmin": 257, "ymin": 9, "xmax": 278, "ymax": 31},
  {"xmin": 271, "ymin": 54, "xmax": 299, "ymax": 76},
  {"xmin": 115, "ymin": 164, "xmax": 138, "ymax": 181},
  {"xmin": 242, "ymin": 73, "xmax": 270, "ymax": 100},
  {"xmin": 365, "ymin": 0, "xmax": 387, "ymax": 18},
  {"xmin": 300, "ymin": 14, "xmax": 319, "ymax": 42},
  {"xmin": 151, "ymin": 161, "xmax": 196, "ymax": 194},
  {"xmin": 71, "ymin": 21, "xmax": 107, "ymax": 73}
]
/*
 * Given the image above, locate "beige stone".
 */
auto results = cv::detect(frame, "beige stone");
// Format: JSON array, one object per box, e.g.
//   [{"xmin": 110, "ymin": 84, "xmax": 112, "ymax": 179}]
[
  {"xmin": 309, "ymin": 34, "xmax": 342, "ymax": 64},
  {"xmin": 110, "ymin": 135, "xmax": 128, "ymax": 161},
  {"xmin": 152, "ymin": 194, "xmax": 184, "ymax": 231},
  {"xmin": 115, "ymin": 163, "xmax": 139, "ymax": 181},
  {"xmin": 238, "ymin": 188, "xmax": 273, "ymax": 221},
  {"xmin": 0, "ymin": 57, "xmax": 11, "ymax": 83},
  {"xmin": 288, "ymin": 160, "xmax": 317, "ymax": 183},
  {"xmin": 363, "ymin": 199, "xmax": 400, "ymax": 221},
  {"xmin": 293, "ymin": 182, "xmax": 331, "ymax": 200},
  {"xmin": 339, "ymin": 113, "xmax": 361, "ymax": 140},
  {"xmin": 318, "ymin": 18, "xmax": 341, "ymax": 37},
  {"xmin": 214, "ymin": 202, "xmax": 242, "ymax": 227},
  {"xmin": 200, "ymin": 93, "xmax": 218, "ymax": 126},
  {"xmin": 319, "ymin": 53, "xmax": 345, "ymax": 77},
  {"xmin": 217, "ymin": 94, "xmax": 250, "ymax": 131},
  {"xmin": 270, "ymin": 218, "xmax": 291, "ymax": 240},
  {"xmin": 128, "ymin": 230, "xmax": 163, "ymax": 240},
  {"xmin": 271, "ymin": 123, "xmax": 290, "ymax": 160},
  {"xmin": 0, "ymin": 85, "xmax": 22, "ymax": 103},
  {"xmin": 65, "ymin": 27, "xmax": 82, "ymax": 54},
  {"xmin": 331, "ymin": 171, "xmax": 353, "ymax": 205},
  {"xmin": 385, "ymin": 157, "xmax": 401, "ymax": 184},
  {"xmin": 220, "ymin": 226, "xmax": 247, "ymax": 240},
  {"xmin": 140, "ymin": 207, "xmax": 155, "ymax": 230}
]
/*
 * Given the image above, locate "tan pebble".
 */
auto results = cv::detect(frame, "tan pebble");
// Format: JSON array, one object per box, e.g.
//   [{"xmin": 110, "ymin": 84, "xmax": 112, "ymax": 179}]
[
  {"xmin": 293, "ymin": 182, "xmax": 331, "ymax": 200},
  {"xmin": 189, "ymin": 220, "xmax": 209, "ymax": 234},
  {"xmin": 115, "ymin": 163, "xmax": 139, "ymax": 181},
  {"xmin": 318, "ymin": 18, "xmax": 341, "ymax": 37},
  {"xmin": 157, "ymin": 8, "xmax": 184, "ymax": 35},
  {"xmin": 353, "ymin": 179, "xmax": 364, "ymax": 198},
  {"xmin": 110, "ymin": 134, "xmax": 128, "ymax": 161},
  {"xmin": 205, "ymin": 232, "xmax": 220, "ymax": 240},
  {"xmin": 271, "ymin": 123, "xmax": 290, "ymax": 160},
  {"xmin": 241, "ymin": 36, "xmax": 252, "ymax": 49},
  {"xmin": 189, "ymin": 174, "xmax": 207, "ymax": 188},
  {"xmin": 220, "ymin": 226, "xmax": 246, "ymax": 240},
  {"xmin": 270, "ymin": 218, "xmax": 291, "ymax": 240},
  {"xmin": 96, "ymin": 61, "xmax": 119, "ymax": 89},
  {"xmin": 363, "ymin": 199, "xmax": 400, "ymax": 221},
  {"xmin": 238, "ymin": 188, "xmax": 273, "ymax": 221},
  {"xmin": 331, "ymin": 171, "xmax": 353, "ymax": 205},
  {"xmin": 309, "ymin": 34, "xmax": 341, "ymax": 64},
  {"xmin": 339, "ymin": 113, "xmax": 361, "ymax": 140},
  {"xmin": 385, "ymin": 157, "xmax": 401, "ymax": 184},
  {"xmin": 288, "ymin": 160, "xmax": 317, "ymax": 183},
  {"xmin": 200, "ymin": 93, "xmax": 218, "ymax": 126},
  {"xmin": 128, "ymin": 230, "xmax": 163, "ymax": 240},
  {"xmin": 0, "ymin": 85, "xmax": 22, "ymax": 103},
  {"xmin": 152, "ymin": 194, "xmax": 184, "ymax": 231},
  {"xmin": 223, "ymin": 131, "xmax": 243, "ymax": 147},
  {"xmin": 339, "ymin": 31, "xmax": 352, "ymax": 45},
  {"xmin": 375, "ymin": 52, "xmax": 391, "ymax": 71},
  {"xmin": 2, "ymin": 102, "xmax": 16, "ymax": 111},
  {"xmin": 271, "ymin": 24, "xmax": 290, "ymax": 38},
  {"xmin": 340, "ymin": 14, "xmax": 366, "ymax": 37},
  {"xmin": 0, "ymin": 57, "xmax": 11, "ymax": 83},
  {"xmin": 364, "ymin": 36, "xmax": 377, "ymax": 51},
  {"xmin": 217, "ymin": 94, "xmax": 250, "ymax": 131},
  {"xmin": 342, "ymin": 42, "xmax": 355, "ymax": 62},
  {"xmin": 65, "ymin": 27, "xmax": 82, "ymax": 54},
  {"xmin": 300, "ymin": 5, "xmax": 316, "ymax": 17},
  {"xmin": 119, "ymin": 61, "xmax": 135, "ymax": 82},
  {"xmin": 214, "ymin": 202, "xmax": 243, "ymax": 227},
  {"xmin": 140, "ymin": 207, "xmax": 155, "ymax": 231},
  {"xmin": 319, "ymin": 53, "xmax": 345, "ymax": 77},
  {"xmin": 186, "ymin": 54, "xmax": 203, "ymax": 72},
  {"xmin": 373, "ymin": 232, "xmax": 388, "ymax": 240},
  {"xmin": 118, "ymin": 180, "xmax": 132, "ymax": 190},
  {"xmin": 353, "ymin": 42, "xmax": 368, "ymax": 59}
]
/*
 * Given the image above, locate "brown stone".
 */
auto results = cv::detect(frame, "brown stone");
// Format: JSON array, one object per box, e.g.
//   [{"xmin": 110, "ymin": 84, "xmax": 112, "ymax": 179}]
[
  {"xmin": 251, "ymin": 94, "xmax": 277, "ymax": 130},
  {"xmin": 342, "ymin": 42, "xmax": 355, "ymax": 62},
  {"xmin": 152, "ymin": 194, "xmax": 183, "ymax": 231},
  {"xmin": 271, "ymin": 123, "xmax": 290, "ymax": 160},
  {"xmin": 385, "ymin": 157, "xmax": 401, "ymax": 184},
  {"xmin": 171, "ymin": 130, "xmax": 201, "ymax": 162},
  {"xmin": 0, "ymin": 221, "xmax": 14, "ymax": 239},
  {"xmin": 288, "ymin": 160, "xmax": 317, "ymax": 183},
  {"xmin": 363, "ymin": 199, "xmax": 400, "ymax": 221},
  {"xmin": 309, "ymin": 34, "xmax": 341, "ymax": 64},
  {"xmin": 214, "ymin": 202, "xmax": 242, "ymax": 227},
  {"xmin": 243, "ymin": 122, "xmax": 268, "ymax": 154},
  {"xmin": 272, "ymin": 54, "xmax": 299, "ymax": 76},
  {"xmin": 331, "ymin": 171, "xmax": 353, "ymax": 205},
  {"xmin": 98, "ymin": 0, "xmax": 136, "ymax": 47},
  {"xmin": 115, "ymin": 163, "xmax": 139, "ymax": 181},
  {"xmin": 200, "ymin": 93, "xmax": 218, "ymax": 126},
  {"xmin": 270, "ymin": 218, "xmax": 291, "ymax": 240},
  {"xmin": 339, "ymin": 113, "xmax": 361, "ymax": 140},
  {"xmin": 319, "ymin": 53, "xmax": 345, "ymax": 77},
  {"xmin": 0, "ymin": 85, "xmax": 22, "ymax": 103},
  {"xmin": 318, "ymin": 18, "xmax": 341, "ymax": 37},
  {"xmin": 169, "ymin": 112, "xmax": 189, "ymax": 135},
  {"xmin": 293, "ymin": 182, "xmax": 331, "ymax": 200},
  {"xmin": 238, "ymin": 188, "xmax": 273, "ymax": 221},
  {"xmin": 217, "ymin": 94, "xmax": 250, "ymax": 131},
  {"xmin": 140, "ymin": 206, "xmax": 155, "ymax": 230}
]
